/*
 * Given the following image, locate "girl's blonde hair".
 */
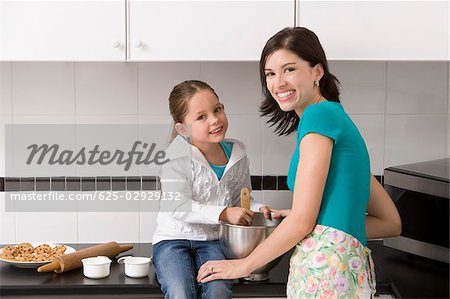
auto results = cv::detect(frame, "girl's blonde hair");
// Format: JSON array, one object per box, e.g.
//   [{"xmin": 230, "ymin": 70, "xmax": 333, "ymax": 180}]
[{"xmin": 168, "ymin": 80, "xmax": 219, "ymax": 141}]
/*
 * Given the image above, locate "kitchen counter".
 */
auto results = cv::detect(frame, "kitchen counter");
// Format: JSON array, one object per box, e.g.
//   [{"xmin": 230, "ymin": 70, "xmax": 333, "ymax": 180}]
[{"xmin": 1, "ymin": 241, "xmax": 443, "ymax": 298}]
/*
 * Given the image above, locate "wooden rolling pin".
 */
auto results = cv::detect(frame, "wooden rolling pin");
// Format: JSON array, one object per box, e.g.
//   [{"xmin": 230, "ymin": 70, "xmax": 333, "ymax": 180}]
[
  {"xmin": 37, "ymin": 241, "xmax": 133, "ymax": 273},
  {"xmin": 240, "ymin": 187, "xmax": 250, "ymax": 209}
]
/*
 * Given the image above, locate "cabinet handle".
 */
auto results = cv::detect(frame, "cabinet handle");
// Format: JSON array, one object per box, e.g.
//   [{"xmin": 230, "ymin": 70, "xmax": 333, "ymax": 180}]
[
  {"xmin": 111, "ymin": 41, "xmax": 122, "ymax": 48},
  {"xmin": 134, "ymin": 40, "xmax": 143, "ymax": 48}
]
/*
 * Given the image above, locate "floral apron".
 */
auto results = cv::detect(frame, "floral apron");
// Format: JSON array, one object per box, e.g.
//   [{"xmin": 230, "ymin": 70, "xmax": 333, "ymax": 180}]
[{"xmin": 287, "ymin": 225, "xmax": 376, "ymax": 299}]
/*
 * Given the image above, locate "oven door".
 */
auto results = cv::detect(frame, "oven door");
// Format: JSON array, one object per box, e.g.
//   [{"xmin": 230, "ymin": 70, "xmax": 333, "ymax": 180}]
[{"xmin": 383, "ymin": 169, "xmax": 449, "ymax": 263}]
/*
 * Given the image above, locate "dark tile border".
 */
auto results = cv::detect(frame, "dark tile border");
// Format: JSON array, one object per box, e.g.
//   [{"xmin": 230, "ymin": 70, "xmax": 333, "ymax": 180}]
[
  {"xmin": 5, "ymin": 177, "xmax": 20, "ymax": 191},
  {"xmin": 0, "ymin": 175, "xmax": 383, "ymax": 192},
  {"xmin": 112, "ymin": 176, "xmax": 126, "ymax": 191},
  {"xmin": 127, "ymin": 176, "xmax": 141, "ymax": 191},
  {"xmin": 250, "ymin": 176, "xmax": 262, "ymax": 190},
  {"xmin": 51, "ymin": 177, "xmax": 66, "ymax": 191},
  {"xmin": 67, "ymin": 177, "xmax": 81, "ymax": 191},
  {"xmin": 35, "ymin": 177, "xmax": 50, "ymax": 191},
  {"xmin": 81, "ymin": 177, "xmax": 95, "ymax": 191},
  {"xmin": 20, "ymin": 177, "xmax": 35, "ymax": 191},
  {"xmin": 97, "ymin": 176, "xmax": 111, "ymax": 191},
  {"xmin": 142, "ymin": 176, "xmax": 157, "ymax": 191},
  {"xmin": 262, "ymin": 176, "xmax": 277, "ymax": 190},
  {"xmin": 277, "ymin": 176, "xmax": 289, "ymax": 190}
]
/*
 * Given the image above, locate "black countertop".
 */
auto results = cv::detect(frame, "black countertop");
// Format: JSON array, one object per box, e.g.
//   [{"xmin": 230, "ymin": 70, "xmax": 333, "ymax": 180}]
[
  {"xmin": 386, "ymin": 159, "xmax": 450, "ymax": 182},
  {"xmin": 1, "ymin": 241, "xmax": 447, "ymax": 298}
]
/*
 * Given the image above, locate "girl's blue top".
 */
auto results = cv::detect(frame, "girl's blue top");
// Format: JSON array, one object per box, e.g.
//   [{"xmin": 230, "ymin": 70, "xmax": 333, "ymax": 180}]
[{"xmin": 210, "ymin": 141, "xmax": 233, "ymax": 181}]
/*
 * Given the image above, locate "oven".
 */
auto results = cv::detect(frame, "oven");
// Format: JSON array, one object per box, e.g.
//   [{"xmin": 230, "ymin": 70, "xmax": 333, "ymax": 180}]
[{"xmin": 383, "ymin": 159, "xmax": 449, "ymax": 263}]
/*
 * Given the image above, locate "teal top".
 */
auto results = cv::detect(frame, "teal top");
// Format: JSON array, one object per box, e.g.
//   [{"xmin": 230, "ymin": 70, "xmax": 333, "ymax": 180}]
[
  {"xmin": 210, "ymin": 141, "xmax": 233, "ymax": 181},
  {"xmin": 287, "ymin": 101, "xmax": 371, "ymax": 245}
]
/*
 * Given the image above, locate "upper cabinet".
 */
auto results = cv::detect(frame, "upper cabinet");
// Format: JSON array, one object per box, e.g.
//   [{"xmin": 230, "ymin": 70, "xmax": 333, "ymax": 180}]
[
  {"xmin": 0, "ymin": 0, "xmax": 126, "ymax": 61},
  {"xmin": 0, "ymin": 0, "xmax": 295, "ymax": 61},
  {"xmin": 128, "ymin": 0, "xmax": 294, "ymax": 61},
  {"xmin": 297, "ymin": 1, "xmax": 449, "ymax": 60}
]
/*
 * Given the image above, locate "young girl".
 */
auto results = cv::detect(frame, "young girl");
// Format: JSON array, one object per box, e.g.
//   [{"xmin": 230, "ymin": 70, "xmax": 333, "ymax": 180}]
[
  {"xmin": 152, "ymin": 80, "xmax": 266, "ymax": 299},
  {"xmin": 197, "ymin": 27, "xmax": 401, "ymax": 298}
]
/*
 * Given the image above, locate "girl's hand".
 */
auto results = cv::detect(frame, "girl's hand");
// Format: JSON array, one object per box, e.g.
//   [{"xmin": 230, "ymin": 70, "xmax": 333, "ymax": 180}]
[
  {"xmin": 260, "ymin": 206, "xmax": 291, "ymax": 219},
  {"xmin": 219, "ymin": 207, "xmax": 254, "ymax": 225},
  {"xmin": 259, "ymin": 206, "xmax": 273, "ymax": 219},
  {"xmin": 197, "ymin": 259, "xmax": 251, "ymax": 283}
]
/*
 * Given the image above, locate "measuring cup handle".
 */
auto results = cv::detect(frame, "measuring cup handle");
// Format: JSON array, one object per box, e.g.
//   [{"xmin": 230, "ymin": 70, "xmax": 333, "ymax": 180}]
[{"xmin": 117, "ymin": 255, "xmax": 132, "ymax": 264}]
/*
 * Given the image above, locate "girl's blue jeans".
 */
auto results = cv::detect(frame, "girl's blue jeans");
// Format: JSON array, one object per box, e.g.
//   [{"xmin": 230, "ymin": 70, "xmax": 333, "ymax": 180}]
[{"xmin": 152, "ymin": 239, "xmax": 233, "ymax": 299}]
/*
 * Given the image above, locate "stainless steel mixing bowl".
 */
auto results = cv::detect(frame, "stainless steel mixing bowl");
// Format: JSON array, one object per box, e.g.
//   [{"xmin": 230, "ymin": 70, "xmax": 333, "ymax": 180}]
[{"xmin": 219, "ymin": 212, "xmax": 284, "ymax": 281}]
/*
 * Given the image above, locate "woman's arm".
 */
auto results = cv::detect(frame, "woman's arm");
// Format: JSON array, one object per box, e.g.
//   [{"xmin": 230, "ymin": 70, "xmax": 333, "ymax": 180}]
[
  {"xmin": 365, "ymin": 175, "xmax": 402, "ymax": 239},
  {"xmin": 197, "ymin": 133, "xmax": 333, "ymax": 281}
]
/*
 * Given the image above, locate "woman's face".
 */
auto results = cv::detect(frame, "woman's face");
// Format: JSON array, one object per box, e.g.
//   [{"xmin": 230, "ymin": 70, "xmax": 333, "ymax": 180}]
[
  {"xmin": 264, "ymin": 49, "xmax": 322, "ymax": 114},
  {"xmin": 180, "ymin": 89, "xmax": 228, "ymax": 149}
]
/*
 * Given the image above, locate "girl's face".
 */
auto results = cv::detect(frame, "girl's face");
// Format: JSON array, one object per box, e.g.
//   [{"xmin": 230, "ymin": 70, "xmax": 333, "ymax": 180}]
[
  {"xmin": 264, "ymin": 49, "xmax": 323, "ymax": 114},
  {"xmin": 179, "ymin": 89, "xmax": 228, "ymax": 148}
]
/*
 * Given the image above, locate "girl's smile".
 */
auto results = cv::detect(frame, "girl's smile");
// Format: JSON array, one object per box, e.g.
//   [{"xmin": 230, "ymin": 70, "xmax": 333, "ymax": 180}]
[{"xmin": 178, "ymin": 89, "xmax": 229, "ymax": 152}]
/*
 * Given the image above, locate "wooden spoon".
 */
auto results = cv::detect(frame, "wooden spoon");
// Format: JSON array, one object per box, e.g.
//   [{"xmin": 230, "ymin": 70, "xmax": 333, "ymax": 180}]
[{"xmin": 240, "ymin": 188, "xmax": 250, "ymax": 209}]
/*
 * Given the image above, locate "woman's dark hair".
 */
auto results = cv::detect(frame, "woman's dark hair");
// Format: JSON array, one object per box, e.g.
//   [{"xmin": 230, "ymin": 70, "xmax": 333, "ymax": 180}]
[{"xmin": 259, "ymin": 27, "xmax": 340, "ymax": 136}]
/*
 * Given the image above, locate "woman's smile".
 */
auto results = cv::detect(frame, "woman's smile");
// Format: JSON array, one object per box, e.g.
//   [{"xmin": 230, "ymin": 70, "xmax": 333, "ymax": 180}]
[{"xmin": 276, "ymin": 90, "xmax": 296, "ymax": 103}]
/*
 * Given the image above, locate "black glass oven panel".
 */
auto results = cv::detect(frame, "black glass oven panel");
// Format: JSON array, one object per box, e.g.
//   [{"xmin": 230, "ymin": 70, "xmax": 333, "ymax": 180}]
[{"xmin": 386, "ymin": 185, "xmax": 449, "ymax": 248}]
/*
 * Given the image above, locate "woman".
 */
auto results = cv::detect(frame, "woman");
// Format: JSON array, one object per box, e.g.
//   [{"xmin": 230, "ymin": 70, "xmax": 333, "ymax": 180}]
[{"xmin": 196, "ymin": 27, "xmax": 401, "ymax": 298}]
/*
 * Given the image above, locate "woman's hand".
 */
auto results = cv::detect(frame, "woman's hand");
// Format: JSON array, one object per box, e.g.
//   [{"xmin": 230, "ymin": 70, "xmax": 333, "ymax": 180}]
[
  {"xmin": 259, "ymin": 206, "xmax": 291, "ymax": 219},
  {"xmin": 196, "ymin": 259, "xmax": 252, "ymax": 283},
  {"xmin": 219, "ymin": 207, "xmax": 254, "ymax": 225}
]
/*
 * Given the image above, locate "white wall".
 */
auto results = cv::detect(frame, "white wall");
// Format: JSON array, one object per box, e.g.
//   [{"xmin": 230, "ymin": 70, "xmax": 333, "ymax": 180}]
[{"xmin": 0, "ymin": 61, "xmax": 448, "ymax": 244}]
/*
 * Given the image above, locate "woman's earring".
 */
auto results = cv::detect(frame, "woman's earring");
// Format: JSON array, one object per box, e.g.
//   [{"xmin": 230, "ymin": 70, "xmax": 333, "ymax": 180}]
[{"xmin": 315, "ymin": 80, "xmax": 320, "ymax": 87}]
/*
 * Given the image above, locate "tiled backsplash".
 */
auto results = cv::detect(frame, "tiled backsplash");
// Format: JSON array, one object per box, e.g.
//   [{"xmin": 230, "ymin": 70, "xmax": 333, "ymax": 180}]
[
  {"xmin": 0, "ymin": 176, "xmax": 291, "ymax": 192},
  {"xmin": 0, "ymin": 61, "xmax": 448, "ymax": 243}
]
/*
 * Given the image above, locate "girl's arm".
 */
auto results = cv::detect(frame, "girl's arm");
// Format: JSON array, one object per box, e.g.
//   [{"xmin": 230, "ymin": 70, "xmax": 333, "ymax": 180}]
[
  {"xmin": 160, "ymin": 158, "xmax": 226, "ymax": 224},
  {"xmin": 198, "ymin": 133, "xmax": 333, "ymax": 281},
  {"xmin": 365, "ymin": 175, "xmax": 402, "ymax": 239}
]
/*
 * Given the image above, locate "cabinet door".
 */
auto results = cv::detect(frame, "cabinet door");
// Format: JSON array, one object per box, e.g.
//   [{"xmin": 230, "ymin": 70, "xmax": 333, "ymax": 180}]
[
  {"xmin": 1, "ymin": 0, "xmax": 125, "ymax": 61},
  {"xmin": 129, "ymin": 0, "xmax": 295, "ymax": 61},
  {"xmin": 297, "ymin": 1, "xmax": 448, "ymax": 60}
]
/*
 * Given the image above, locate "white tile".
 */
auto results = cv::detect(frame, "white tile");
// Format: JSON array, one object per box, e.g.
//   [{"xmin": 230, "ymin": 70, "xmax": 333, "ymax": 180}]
[
  {"xmin": 138, "ymin": 114, "xmax": 172, "ymax": 125},
  {"xmin": 0, "ymin": 62, "xmax": 12, "ymax": 115},
  {"xmin": 76, "ymin": 114, "xmax": 137, "ymax": 124},
  {"xmin": 15, "ymin": 212, "xmax": 77, "ymax": 243},
  {"xmin": 138, "ymin": 115, "xmax": 173, "ymax": 176},
  {"xmin": 0, "ymin": 193, "xmax": 16, "ymax": 244},
  {"xmin": 0, "ymin": 115, "xmax": 12, "ymax": 177},
  {"xmin": 74, "ymin": 115, "xmax": 139, "ymax": 177},
  {"xmin": 387, "ymin": 62, "xmax": 448, "ymax": 114},
  {"xmin": 13, "ymin": 115, "xmax": 76, "ymax": 124},
  {"xmin": 251, "ymin": 190, "xmax": 262, "ymax": 203},
  {"xmin": 350, "ymin": 115, "xmax": 385, "ymax": 175},
  {"xmin": 262, "ymin": 121, "xmax": 296, "ymax": 175},
  {"xmin": 78, "ymin": 212, "xmax": 140, "ymax": 243},
  {"xmin": 139, "ymin": 212, "xmax": 158, "ymax": 242},
  {"xmin": 329, "ymin": 61, "xmax": 386, "ymax": 114},
  {"xmin": 227, "ymin": 115, "xmax": 262, "ymax": 174},
  {"xmin": 12, "ymin": 63, "xmax": 75, "ymax": 115},
  {"xmin": 385, "ymin": 115, "xmax": 448, "ymax": 167},
  {"xmin": 138, "ymin": 62, "xmax": 201, "ymax": 115},
  {"xmin": 262, "ymin": 191, "xmax": 293, "ymax": 210},
  {"xmin": 76, "ymin": 63, "xmax": 138, "ymax": 115},
  {"xmin": 201, "ymin": 62, "xmax": 261, "ymax": 115}
]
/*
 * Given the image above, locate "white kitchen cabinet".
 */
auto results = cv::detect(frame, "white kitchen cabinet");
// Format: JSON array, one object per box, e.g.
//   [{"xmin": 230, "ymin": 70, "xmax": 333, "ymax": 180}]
[
  {"xmin": 128, "ymin": 0, "xmax": 295, "ymax": 61},
  {"xmin": 297, "ymin": 1, "xmax": 448, "ymax": 60},
  {"xmin": 0, "ymin": 0, "xmax": 294, "ymax": 61},
  {"xmin": 0, "ymin": 0, "xmax": 126, "ymax": 61}
]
